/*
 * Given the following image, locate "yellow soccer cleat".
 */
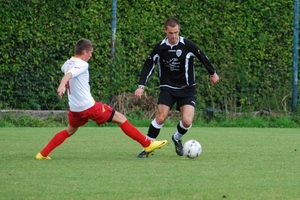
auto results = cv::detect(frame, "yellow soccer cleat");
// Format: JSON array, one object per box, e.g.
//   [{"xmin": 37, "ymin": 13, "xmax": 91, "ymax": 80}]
[
  {"xmin": 35, "ymin": 153, "xmax": 51, "ymax": 160},
  {"xmin": 144, "ymin": 140, "xmax": 167, "ymax": 153}
]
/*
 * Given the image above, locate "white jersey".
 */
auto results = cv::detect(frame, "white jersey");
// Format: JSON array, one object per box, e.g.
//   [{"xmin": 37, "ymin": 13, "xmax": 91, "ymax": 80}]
[{"xmin": 61, "ymin": 57, "xmax": 95, "ymax": 112}]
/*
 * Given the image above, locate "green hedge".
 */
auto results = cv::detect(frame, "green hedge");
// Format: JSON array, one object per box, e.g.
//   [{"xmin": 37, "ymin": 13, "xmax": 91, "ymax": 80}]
[{"xmin": 0, "ymin": 0, "xmax": 295, "ymax": 113}]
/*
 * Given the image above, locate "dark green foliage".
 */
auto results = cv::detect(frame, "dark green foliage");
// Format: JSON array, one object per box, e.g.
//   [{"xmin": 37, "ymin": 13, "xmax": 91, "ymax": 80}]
[{"xmin": 0, "ymin": 0, "xmax": 295, "ymax": 114}]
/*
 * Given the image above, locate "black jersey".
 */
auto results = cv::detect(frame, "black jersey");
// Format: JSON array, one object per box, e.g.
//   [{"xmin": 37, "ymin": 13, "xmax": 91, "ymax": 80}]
[{"xmin": 138, "ymin": 36, "xmax": 216, "ymax": 89}]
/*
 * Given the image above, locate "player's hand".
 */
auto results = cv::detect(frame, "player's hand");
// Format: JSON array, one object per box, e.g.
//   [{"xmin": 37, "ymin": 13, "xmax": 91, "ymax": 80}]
[
  {"xmin": 134, "ymin": 87, "xmax": 144, "ymax": 99},
  {"xmin": 210, "ymin": 73, "xmax": 219, "ymax": 85},
  {"xmin": 57, "ymin": 86, "xmax": 66, "ymax": 99}
]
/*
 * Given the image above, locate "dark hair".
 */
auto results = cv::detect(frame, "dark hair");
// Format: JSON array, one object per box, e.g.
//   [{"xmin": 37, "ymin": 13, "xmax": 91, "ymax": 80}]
[
  {"xmin": 164, "ymin": 17, "xmax": 180, "ymax": 28},
  {"xmin": 75, "ymin": 38, "xmax": 93, "ymax": 55}
]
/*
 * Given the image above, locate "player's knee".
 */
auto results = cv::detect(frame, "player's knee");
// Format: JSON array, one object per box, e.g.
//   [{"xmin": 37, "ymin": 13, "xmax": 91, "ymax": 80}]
[
  {"xmin": 181, "ymin": 120, "xmax": 192, "ymax": 129},
  {"xmin": 155, "ymin": 116, "xmax": 166, "ymax": 125},
  {"xmin": 66, "ymin": 126, "xmax": 78, "ymax": 135},
  {"xmin": 112, "ymin": 111, "xmax": 127, "ymax": 124}
]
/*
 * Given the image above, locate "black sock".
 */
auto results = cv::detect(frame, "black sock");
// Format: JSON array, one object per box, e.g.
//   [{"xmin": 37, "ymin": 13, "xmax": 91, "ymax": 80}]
[
  {"xmin": 147, "ymin": 124, "xmax": 161, "ymax": 139},
  {"xmin": 177, "ymin": 122, "xmax": 187, "ymax": 135}
]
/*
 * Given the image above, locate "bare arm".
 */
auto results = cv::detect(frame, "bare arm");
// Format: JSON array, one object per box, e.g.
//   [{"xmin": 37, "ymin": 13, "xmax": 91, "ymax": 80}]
[{"xmin": 57, "ymin": 72, "xmax": 72, "ymax": 99}]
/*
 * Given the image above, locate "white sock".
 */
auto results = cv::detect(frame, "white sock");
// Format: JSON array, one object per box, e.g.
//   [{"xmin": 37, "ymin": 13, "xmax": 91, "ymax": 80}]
[
  {"xmin": 173, "ymin": 120, "xmax": 192, "ymax": 141},
  {"xmin": 173, "ymin": 131, "xmax": 183, "ymax": 141},
  {"xmin": 146, "ymin": 135, "xmax": 156, "ymax": 141}
]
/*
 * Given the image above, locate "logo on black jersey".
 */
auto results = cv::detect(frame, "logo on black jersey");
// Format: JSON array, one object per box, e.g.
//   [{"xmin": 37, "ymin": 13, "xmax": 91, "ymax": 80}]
[
  {"xmin": 164, "ymin": 58, "xmax": 180, "ymax": 71},
  {"xmin": 176, "ymin": 49, "xmax": 182, "ymax": 57},
  {"xmin": 147, "ymin": 55, "xmax": 152, "ymax": 60}
]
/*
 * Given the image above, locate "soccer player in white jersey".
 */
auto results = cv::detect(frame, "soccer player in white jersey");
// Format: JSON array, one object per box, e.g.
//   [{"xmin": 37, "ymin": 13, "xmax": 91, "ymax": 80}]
[
  {"xmin": 135, "ymin": 18, "xmax": 219, "ymax": 158},
  {"xmin": 35, "ymin": 38, "xmax": 167, "ymax": 160}
]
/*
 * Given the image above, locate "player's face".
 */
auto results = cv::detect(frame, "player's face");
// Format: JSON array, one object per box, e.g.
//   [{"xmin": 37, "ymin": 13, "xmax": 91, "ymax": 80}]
[
  {"xmin": 164, "ymin": 25, "xmax": 180, "ymax": 45},
  {"xmin": 83, "ymin": 48, "xmax": 93, "ymax": 62}
]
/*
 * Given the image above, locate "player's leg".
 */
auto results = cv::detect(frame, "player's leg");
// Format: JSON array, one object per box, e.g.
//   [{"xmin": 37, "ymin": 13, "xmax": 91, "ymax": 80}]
[
  {"xmin": 171, "ymin": 87, "xmax": 196, "ymax": 156},
  {"xmin": 35, "ymin": 110, "xmax": 85, "ymax": 160},
  {"xmin": 137, "ymin": 104, "xmax": 170, "ymax": 158},
  {"xmin": 111, "ymin": 111, "xmax": 167, "ymax": 152},
  {"xmin": 148, "ymin": 104, "xmax": 170, "ymax": 139},
  {"xmin": 91, "ymin": 102, "xmax": 167, "ymax": 153},
  {"xmin": 146, "ymin": 88, "xmax": 175, "ymax": 140},
  {"xmin": 171, "ymin": 104, "xmax": 195, "ymax": 156},
  {"xmin": 35, "ymin": 124, "xmax": 78, "ymax": 160},
  {"xmin": 137, "ymin": 88, "xmax": 175, "ymax": 158}
]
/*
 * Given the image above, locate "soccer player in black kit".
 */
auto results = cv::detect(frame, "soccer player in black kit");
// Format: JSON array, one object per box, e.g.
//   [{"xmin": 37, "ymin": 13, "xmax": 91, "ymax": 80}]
[{"xmin": 134, "ymin": 17, "xmax": 219, "ymax": 158}]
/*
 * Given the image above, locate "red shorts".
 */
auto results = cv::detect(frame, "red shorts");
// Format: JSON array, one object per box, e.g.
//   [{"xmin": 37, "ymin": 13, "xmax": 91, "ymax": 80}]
[{"xmin": 68, "ymin": 102, "xmax": 115, "ymax": 127}]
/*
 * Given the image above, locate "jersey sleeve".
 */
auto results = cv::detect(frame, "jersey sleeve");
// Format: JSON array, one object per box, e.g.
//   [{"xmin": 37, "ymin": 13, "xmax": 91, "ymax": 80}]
[
  {"xmin": 68, "ymin": 61, "xmax": 88, "ymax": 78},
  {"xmin": 188, "ymin": 39, "xmax": 216, "ymax": 75},
  {"xmin": 138, "ymin": 43, "xmax": 160, "ymax": 86}
]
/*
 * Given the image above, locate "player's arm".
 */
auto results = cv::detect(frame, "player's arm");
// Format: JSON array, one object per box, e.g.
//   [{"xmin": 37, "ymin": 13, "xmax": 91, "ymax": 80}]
[
  {"xmin": 135, "ymin": 45, "xmax": 159, "ymax": 99},
  {"xmin": 135, "ymin": 56, "xmax": 154, "ymax": 99},
  {"xmin": 138, "ymin": 44, "xmax": 160, "ymax": 86},
  {"xmin": 57, "ymin": 72, "xmax": 72, "ymax": 99},
  {"xmin": 195, "ymin": 49, "xmax": 215, "ymax": 75},
  {"xmin": 193, "ymin": 44, "xmax": 219, "ymax": 85}
]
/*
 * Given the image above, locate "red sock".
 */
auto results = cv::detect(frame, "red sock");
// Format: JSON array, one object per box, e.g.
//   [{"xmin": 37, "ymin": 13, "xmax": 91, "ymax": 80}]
[
  {"xmin": 40, "ymin": 130, "xmax": 70, "ymax": 156},
  {"xmin": 119, "ymin": 120, "xmax": 151, "ymax": 147}
]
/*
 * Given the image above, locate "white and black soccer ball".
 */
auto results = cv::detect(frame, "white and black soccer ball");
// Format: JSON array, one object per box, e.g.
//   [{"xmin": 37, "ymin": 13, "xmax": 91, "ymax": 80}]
[{"xmin": 183, "ymin": 140, "xmax": 202, "ymax": 159}]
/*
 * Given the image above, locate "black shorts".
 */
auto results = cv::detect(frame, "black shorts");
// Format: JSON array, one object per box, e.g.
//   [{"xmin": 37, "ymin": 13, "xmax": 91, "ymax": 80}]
[{"xmin": 157, "ymin": 86, "xmax": 196, "ymax": 111}]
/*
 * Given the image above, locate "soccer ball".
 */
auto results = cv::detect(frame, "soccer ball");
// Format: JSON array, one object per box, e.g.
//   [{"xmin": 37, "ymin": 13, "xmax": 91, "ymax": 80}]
[{"xmin": 183, "ymin": 140, "xmax": 202, "ymax": 159}]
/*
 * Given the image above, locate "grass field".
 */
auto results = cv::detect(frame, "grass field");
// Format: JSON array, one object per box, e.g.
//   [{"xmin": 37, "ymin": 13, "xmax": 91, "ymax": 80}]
[{"xmin": 1, "ymin": 127, "xmax": 300, "ymax": 200}]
